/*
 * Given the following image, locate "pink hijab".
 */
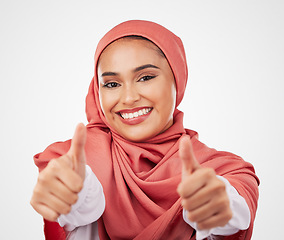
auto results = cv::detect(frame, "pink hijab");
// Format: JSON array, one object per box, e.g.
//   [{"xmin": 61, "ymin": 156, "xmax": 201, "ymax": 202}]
[{"xmin": 34, "ymin": 20, "xmax": 259, "ymax": 240}]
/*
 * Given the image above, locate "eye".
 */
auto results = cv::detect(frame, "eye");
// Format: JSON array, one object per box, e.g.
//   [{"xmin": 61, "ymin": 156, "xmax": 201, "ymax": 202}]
[
  {"xmin": 103, "ymin": 82, "xmax": 121, "ymax": 88},
  {"xmin": 138, "ymin": 75, "xmax": 156, "ymax": 82}
]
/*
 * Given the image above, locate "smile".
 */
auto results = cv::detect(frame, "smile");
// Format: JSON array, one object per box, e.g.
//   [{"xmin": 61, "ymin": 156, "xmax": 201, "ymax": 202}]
[{"xmin": 120, "ymin": 107, "xmax": 152, "ymax": 119}]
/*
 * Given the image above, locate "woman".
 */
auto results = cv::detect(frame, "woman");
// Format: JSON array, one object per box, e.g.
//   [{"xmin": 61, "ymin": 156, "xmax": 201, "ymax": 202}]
[{"xmin": 30, "ymin": 20, "xmax": 259, "ymax": 240}]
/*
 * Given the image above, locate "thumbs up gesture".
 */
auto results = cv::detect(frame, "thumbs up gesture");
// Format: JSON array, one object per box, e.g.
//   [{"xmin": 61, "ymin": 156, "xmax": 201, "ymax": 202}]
[
  {"xmin": 30, "ymin": 123, "xmax": 87, "ymax": 221},
  {"xmin": 177, "ymin": 136, "xmax": 232, "ymax": 230}
]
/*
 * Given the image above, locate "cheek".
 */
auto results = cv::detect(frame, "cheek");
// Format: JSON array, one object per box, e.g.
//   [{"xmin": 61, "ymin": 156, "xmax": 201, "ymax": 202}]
[
  {"xmin": 163, "ymin": 88, "xmax": 176, "ymax": 118},
  {"xmin": 152, "ymin": 83, "xmax": 176, "ymax": 112},
  {"xmin": 99, "ymin": 90, "xmax": 116, "ymax": 116}
]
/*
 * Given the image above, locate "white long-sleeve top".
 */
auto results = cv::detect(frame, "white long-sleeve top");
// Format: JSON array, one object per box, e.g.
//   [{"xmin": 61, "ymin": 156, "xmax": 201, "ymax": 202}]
[{"xmin": 58, "ymin": 165, "xmax": 250, "ymax": 240}]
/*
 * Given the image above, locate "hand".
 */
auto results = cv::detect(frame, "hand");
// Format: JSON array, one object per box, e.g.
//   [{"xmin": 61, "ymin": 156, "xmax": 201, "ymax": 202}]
[
  {"xmin": 30, "ymin": 123, "xmax": 87, "ymax": 221},
  {"xmin": 177, "ymin": 136, "xmax": 232, "ymax": 230}
]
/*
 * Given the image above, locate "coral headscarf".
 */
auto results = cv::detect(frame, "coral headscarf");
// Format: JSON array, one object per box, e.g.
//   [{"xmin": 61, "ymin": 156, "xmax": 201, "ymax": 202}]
[{"xmin": 34, "ymin": 20, "xmax": 259, "ymax": 240}]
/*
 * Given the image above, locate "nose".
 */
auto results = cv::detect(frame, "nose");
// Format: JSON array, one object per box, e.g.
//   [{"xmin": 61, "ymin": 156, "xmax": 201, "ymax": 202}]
[{"xmin": 121, "ymin": 84, "xmax": 141, "ymax": 106}]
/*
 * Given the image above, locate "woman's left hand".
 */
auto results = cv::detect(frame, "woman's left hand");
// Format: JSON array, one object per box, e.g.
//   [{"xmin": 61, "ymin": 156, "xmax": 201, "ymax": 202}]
[{"xmin": 177, "ymin": 136, "xmax": 232, "ymax": 230}]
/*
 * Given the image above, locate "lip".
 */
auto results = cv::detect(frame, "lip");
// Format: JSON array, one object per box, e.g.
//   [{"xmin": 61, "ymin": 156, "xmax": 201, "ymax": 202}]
[{"xmin": 116, "ymin": 107, "xmax": 153, "ymax": 125}]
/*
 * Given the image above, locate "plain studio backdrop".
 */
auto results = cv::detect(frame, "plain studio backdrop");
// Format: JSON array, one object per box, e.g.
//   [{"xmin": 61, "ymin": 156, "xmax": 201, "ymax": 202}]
[{"xmin": 0, "ymin": 0, "xmax": 283, "ymax": 239}]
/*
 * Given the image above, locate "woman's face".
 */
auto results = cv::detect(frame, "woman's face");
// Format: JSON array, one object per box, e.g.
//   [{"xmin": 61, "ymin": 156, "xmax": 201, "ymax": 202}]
[{"xmin": 97, "ymin": 38, "xmax": 176, "ymax": 142}]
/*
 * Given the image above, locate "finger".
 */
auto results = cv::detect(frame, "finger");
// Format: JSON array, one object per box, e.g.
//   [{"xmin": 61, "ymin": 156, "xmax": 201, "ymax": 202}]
[
  {"xmin": 196, "ymin": 209, "xmax": 233, "ymax": 230},
  {"xmin": 178, "ymin": 167, "xmax": 208, "ymax": 198},
  {"xmin": 179, "ymin": 135, "xmax": 200, "ymax": 175},
  {"xmin": 181, "ymin": 185, "xmax": 210, "ymax": 211},
  {"xmin": 67, "ymin": 123, "xmax": 87, "ymax": 179},
  {"xmin": 186, "ymin": 198, "xmax": 218, "ymax": 223},
  {"xmin": 48, "ymin": 179, "xmax": 79, "ymax": 205},
  {"xmin": 180, "ymin": 168, "xmax": 218, "ymax": 207},
  {"xmin": 185, "ymin": 190, "xmax": 232, "ymax": 228},
  {"xmin": 68, "ymin": 123, "xmax": 87, "ymax": 165},
  {"xmin": 31, "ymin": 202, "xmax": 60, "ymax": 222},
  {"xmin": 41, "ymin": 193, "xmax": 72, "ymax": 216},
  {"xmin": 46, "ymin": 158, "xmax": 83, "ymax": 193},
  {"xmin": 34, "ymin": 193, "xmax": 72, "ymax": 219},
  {"xmin": 31, "ymin": 185, "xmax": 73, "ymax": 221}
]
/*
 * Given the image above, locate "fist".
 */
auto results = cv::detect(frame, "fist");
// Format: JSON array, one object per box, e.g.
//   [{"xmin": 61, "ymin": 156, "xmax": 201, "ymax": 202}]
[
  {"xmin": 30, "ymin": 123, "xmax": 87, "ymax": 221},
  {"xmin": 177, "ymin": 135, "xmax": 232, "ymax": 230}
]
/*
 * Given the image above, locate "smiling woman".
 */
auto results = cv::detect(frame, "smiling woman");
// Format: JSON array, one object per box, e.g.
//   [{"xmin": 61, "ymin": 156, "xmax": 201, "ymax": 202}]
[
  {"xmin": 97, "ymin": 37, "xmax": 176, "ymax": 142},
  {"xmin": 30, "ymin": 20, "xmax": 259, "ymax": 240}
]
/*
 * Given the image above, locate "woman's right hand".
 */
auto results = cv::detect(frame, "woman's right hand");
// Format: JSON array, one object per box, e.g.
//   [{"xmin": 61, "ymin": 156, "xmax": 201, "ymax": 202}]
[{"xmin": 30, "ymin": 123, "xmax": 87, "ymax": 222}]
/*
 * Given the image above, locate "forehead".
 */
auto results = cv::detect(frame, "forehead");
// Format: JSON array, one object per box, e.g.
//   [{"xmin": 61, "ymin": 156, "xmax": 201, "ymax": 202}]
[{"xmin": 98, "ymin": 38, "xmax": 164, "ymax": 68}]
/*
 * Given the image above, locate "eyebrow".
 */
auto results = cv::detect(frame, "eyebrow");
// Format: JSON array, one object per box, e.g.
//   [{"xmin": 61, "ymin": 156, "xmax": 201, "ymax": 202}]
[
  {"xmin": 133, "ymin": 64, "xmax": 160, "ymax": 72},
  {"xmin": 101, "ymin": 71, "xmax": 118, "ymax": 77},
  {"xmin": 100, "ymin": 64, "xmax": 160, "ymax": 77}
]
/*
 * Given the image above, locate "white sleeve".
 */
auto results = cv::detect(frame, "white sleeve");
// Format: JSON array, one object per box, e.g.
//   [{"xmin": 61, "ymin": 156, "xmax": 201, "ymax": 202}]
[
  {"xmin": 183, "ymin": 176, "xmax": 250, "ymax": 240},
  {"xmin": 57, "ymin": 165, "xmax": 105, "ymax": 232}
]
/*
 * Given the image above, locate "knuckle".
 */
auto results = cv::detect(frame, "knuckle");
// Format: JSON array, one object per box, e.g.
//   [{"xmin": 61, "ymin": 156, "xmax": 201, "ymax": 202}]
[
  {"xmin": 219, "ymin": 214, "xmax": 232, "ymax": 227},
  {"xmin": 32, "ymin": 185, "xmax": 44, "ymax": 197},
  {"xmin": 74, "ymin": 180, "xmax": 84, "ymax": 192},
  {"xmin": 225, "ymin": 209, "xmax": 233, "ymax": 221},
  {"xmin": 211, "ymin": 179, "xmax": 226, "ymax": 194},
  {"xmin": 62, "ymin": 205, "xmax": 71, "ymax": 215},
  {"xmin": 59, "ymin": 155, "xmax": 73, "ymax": 167},
  {"xmin": 177, "ymin": 184, "xmax": 186, "ymax": 198},
  {"xmin": 67, "ymin": 192, "xmax": 78, "ymax": 205},
  {"xmin": 48, "ymin": 159, "xmax": 59, "ymax": 170},
  {"xmin": 182, "ymin": 199, "xmax": 193, "ymax": 212},
  {"xmin": 30, "ymin": 198, "xmax": 36, "ymax": 208},
  {"xmin": 221, "ymin": 195, "xmax": 230, "ymax": 207},
  {"xmin": 38, "ymin": 160, "xmax": 58, "ymax": 182},
  {"xmin": 71, "ymin": 194, "xmax": 79, "ymax": 204},
  {"xmin": 37, "ymin": 172, "xmax": 48, "ymax": 184},
  {"xmin": 197, "ymin": 222, "xmax": 206, "ymax": 230},
  {"xmin": 187, "ymin": 211, "xmax": 196, "ymax": 222},
  {"xmin": 216, "ymin": 179, "xmax": 226, "ymax": 190},
  {"xmin": 215, "ymin": 195, "xmax": 230, "ymax": 210},
  {"xmin": 203, "ymin": 168, "xmax": 216, "ymax": 178},
  {"xmin": 49, "ymin": 212, "xmax": 60, "ymax": 222}
]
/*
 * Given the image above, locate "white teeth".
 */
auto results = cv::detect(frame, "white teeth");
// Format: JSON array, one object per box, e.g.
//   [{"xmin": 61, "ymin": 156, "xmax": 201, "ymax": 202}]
[{"xmin": 121, "ymin": 108, "xmax": 152, "ymax": 119}]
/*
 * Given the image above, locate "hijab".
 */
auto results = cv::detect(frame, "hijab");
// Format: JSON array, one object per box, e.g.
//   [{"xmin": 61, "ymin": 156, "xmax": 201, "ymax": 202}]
[{"xmin": 34, "ymin": 20, "xmax": 259, "ymax": 240}]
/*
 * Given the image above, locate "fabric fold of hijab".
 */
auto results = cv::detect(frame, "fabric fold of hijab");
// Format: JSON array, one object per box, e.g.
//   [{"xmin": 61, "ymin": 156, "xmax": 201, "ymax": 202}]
[{"xmin": 34, "ymin": 20, "xmax": 259, "ymax": 240}]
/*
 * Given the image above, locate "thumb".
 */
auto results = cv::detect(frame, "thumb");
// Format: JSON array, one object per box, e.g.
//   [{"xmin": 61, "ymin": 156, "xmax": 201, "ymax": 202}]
[
  {"xmin": 67, "ymin": 123, "xmax": 87, "ymax": 178},
  {"xmin": 179, "ymin": 135, "xmax": 200, "ymax": 175}
]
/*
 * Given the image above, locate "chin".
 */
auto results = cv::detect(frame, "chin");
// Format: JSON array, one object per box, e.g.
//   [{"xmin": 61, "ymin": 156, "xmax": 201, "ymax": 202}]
[
  {"xmin": 120, "ymin": 131, "xmax": 156, "ymax": 142},
  {"xmin": 123, "ymin": 135, "xmax": 150, "ymax": 142}
]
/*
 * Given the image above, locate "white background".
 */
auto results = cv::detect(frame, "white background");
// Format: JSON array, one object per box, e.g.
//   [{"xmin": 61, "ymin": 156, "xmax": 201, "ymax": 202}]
[{"xmin": 0, "ymin": 0, "xmax": 283, "ymax": 239}]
